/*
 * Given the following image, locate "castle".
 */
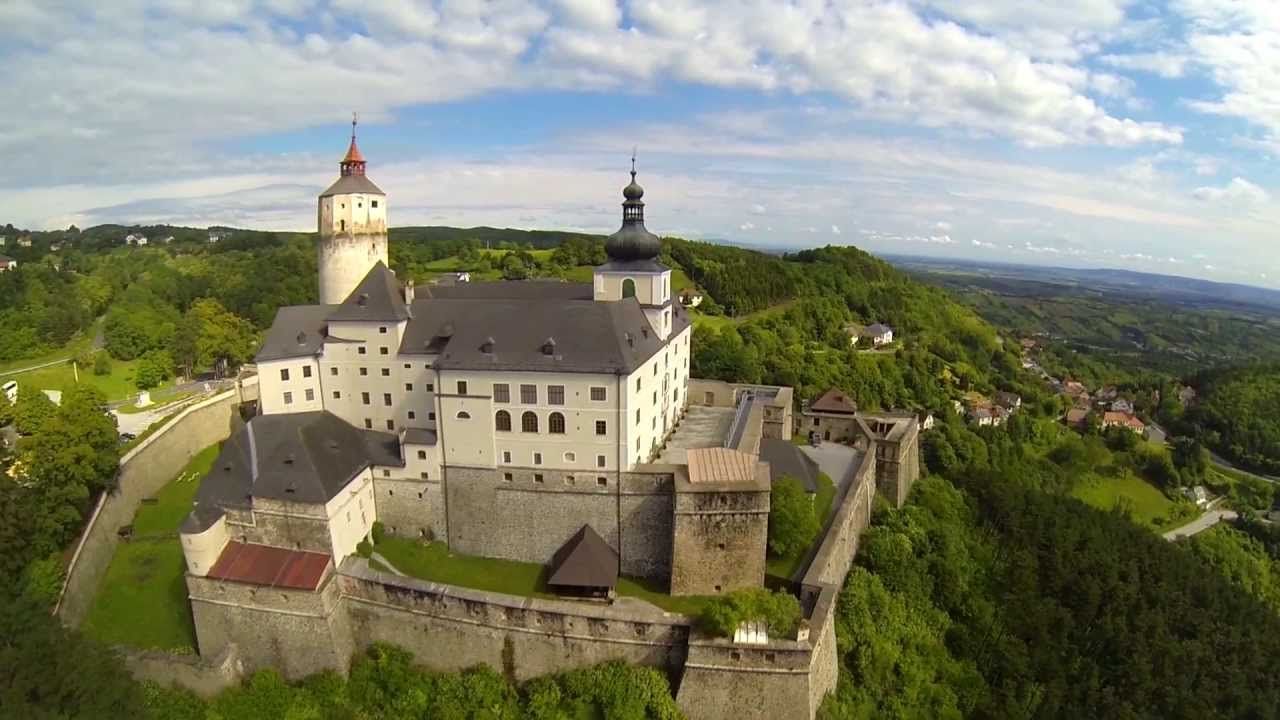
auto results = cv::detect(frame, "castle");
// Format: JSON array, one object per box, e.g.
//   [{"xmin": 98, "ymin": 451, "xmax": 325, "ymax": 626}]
[{"xmin": 177, "ymin": 122, "xmax": 920, "ymax": 719}]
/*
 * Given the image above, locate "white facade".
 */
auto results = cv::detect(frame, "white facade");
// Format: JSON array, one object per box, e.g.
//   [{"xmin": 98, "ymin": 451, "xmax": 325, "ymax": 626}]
[{"xmin": 325, "ymin": 469, "xmax": 376, "ymax": 561}]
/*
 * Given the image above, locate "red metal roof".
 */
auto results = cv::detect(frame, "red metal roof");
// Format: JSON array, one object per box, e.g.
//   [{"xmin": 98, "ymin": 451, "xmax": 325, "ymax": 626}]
[
  {"xmin": 206, "ymin": 541, "xmax": 331, "ymax": 590},
  {"xmin": 342, "ymin": 137, "xmax": 365, "ymax": 164}
]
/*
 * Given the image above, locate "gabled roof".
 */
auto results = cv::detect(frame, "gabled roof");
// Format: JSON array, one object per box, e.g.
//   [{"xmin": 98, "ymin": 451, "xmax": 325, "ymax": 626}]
[
  {"xmin": 328, "ymin": 262, "xmax": 410, "ymax": 322},
  {"xmin": 206, "ymin": 541, "xmax": 331, "ymax": 590},
  {"xmin": 759, "ymin": 438, "xmax": 820, "ymax": 492},
  {"xmin": 256, "ymin": 304, "xmax": 337, "ymax": 362},
  {"xmin": 687, "ymin": 447, "xmax": 759, "ymax": 484},
  {"xmin": 809, "ymin": 388, "xmax": 858, "ymax": 414},
  {"xmin": 547, "ymin": 525, "xmax": 618, "ymax": 589},
  {"xmin": 192, "ymin": 411, "xmax": 402, "ymax": 510},
  {"xmin": 863, "ymin": 323, "xmax": 893, "ymax": 336}
]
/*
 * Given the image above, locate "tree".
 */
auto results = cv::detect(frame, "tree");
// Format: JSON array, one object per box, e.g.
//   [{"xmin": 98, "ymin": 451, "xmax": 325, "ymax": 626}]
[
  {"xmin": 134, "ymin": 350, "xmax": 172, "ymax": 390},
  {"xmin": 1171, "ymin": 436, "xmax": 1210, "ymax": 484},
  {"xmin": 768, "ymin": 477, "xmax": 820, "ymax": 558},
  {"xmin": 173, "ymin": 299, "xmax": 256, "ymax": 378},
  {"xmin": 13, "ymin": 389, "xmax": 57, "ymax": 435},
  {"xmin": 700, "ymin": 588, "xmax": 802, "ymax": 638},
  {"xmin": 0, "ymin": 392, "xmax": 13, "ymax": 428}
]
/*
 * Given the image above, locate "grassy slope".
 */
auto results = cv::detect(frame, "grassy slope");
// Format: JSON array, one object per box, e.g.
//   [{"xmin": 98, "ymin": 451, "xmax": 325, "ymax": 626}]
[
  {"xmin": 83, "ymin": 443, "xmax": 220, "ymax": 651},
  {"xmin": 2, "ymin": 357, "xmax": 165, "ymax": 403},
  {"xmin": 375, "ymin": 536, "xmax": 712, "ymax": 616},
  {"xmin": 1070, "ymin": 472, "xmax": 1174, "ymax": 527}
]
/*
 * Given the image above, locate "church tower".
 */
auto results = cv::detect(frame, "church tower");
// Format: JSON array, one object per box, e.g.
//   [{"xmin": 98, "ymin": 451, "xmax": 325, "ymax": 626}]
[
  {"xmin": 593, "ymin": 159, "xmax": 675, "ymax": 340},
  {"xmin": 317, "ymin": 115, "xmax": 388, "ymax": 305}
]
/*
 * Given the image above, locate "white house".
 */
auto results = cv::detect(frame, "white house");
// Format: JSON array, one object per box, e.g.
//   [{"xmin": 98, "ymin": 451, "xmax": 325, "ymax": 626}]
[
  {"xmin": 125, "ymin": 233, "xmax": 148, "ymax": 246},
  {"xmin": 0, "ymin": 255, "xmax": 16, "ymax": 272},
  {"xmin": 862, "ymin": 323, "xmax": 894, "ymax": 347}
]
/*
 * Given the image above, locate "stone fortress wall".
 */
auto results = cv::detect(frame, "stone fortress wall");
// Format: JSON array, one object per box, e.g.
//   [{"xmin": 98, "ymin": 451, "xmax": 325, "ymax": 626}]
[
  {"xmin": 185, "ymin": 422, "xmax": 904, "ymax": 720},
  {"xmin": 55, "ymin": 388, "xmax": 246, "ymax": 626}
]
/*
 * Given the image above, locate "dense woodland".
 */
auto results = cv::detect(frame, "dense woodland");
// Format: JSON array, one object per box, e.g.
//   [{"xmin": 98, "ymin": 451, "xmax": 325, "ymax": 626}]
[{"xmin": 4, "ymin": 223, "xmax": 1280, "ymax": 718}]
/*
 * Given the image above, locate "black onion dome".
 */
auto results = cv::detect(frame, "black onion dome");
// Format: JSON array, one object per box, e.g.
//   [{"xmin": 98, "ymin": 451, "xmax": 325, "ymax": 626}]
[{"xmin": 605, "ymin": 169, "xmax": 661, "ymax": 261}]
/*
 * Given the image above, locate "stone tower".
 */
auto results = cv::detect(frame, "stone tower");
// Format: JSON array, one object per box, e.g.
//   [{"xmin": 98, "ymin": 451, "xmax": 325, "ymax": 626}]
[{"xmin": 317, "ymin": 115, "xmax": 388, "ymax": 305}]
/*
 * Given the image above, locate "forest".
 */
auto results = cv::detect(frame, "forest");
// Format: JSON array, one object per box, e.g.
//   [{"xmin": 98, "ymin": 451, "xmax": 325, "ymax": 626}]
[{"xmin": 1177, "ymin": 364, "xmax": 1280, "ymax": 476}]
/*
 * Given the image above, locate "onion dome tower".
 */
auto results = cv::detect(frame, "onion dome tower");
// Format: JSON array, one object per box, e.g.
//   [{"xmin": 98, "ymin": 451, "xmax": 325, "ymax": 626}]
[
  {"xmin": 317, "ymin": 114, "xmax": 388, "ymax": 305},
  {"xmin": 594, "ymin": 156, "xmax": 674, "ymax": 339}
]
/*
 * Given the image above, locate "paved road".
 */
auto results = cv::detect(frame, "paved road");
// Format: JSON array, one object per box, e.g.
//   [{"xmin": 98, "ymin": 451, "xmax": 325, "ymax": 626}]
[{"xmin": 1162, "ymin": 509, "xmax": 1238, "ymax": 541}]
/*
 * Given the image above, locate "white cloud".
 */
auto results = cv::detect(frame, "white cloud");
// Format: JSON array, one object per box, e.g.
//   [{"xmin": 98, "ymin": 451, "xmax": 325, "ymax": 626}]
[
  {"xmin": 972, "ymin": 239, "xmax": 996, "ymax": 248},
  {"xmin": 934, "ymin": 220, "xmax": 953, "ymax": 231},
  {"xmin": 1192, "ymin": 176, "xmax": 1270, "ymax": 203},
  {"xmin": 739, "ymin": 221, "xmax": 755, "ymax": 231},
  {"xmin": 750, "ymin": 203, "xmax": 767, "ymax": 214},
  {"xmin": 830, "ymin": 224, "xmax": 841, "ymax": 235}
]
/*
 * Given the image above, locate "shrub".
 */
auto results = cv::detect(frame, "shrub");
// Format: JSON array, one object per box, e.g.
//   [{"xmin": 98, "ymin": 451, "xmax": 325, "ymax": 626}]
[
  {"xmin": 371, "ymin": 521, "xmax": 386, "ymax": 544},
  {"xmin": 769, "ymin": 476, "xmax": 819, "ymax": 558},
  {"xmin": 93, "ymin": 351, "xmax": 112, "ymax": 376},
  {"xmin": 356, "ymin": 540, "xmax": 373, "ymax": 558},
  {"xmin": 699, "ymin": 588, "xmax": 802, "ymax": 639},
  {"xmin": 22, "ymin": 554, "xmax": 66, "ymax": 606}
]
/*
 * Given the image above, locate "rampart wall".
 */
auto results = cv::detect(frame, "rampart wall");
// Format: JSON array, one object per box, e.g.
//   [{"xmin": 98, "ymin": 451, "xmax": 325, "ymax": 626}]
[{"xmin": 56, "ymin": 389, "xmax": 243, "ymax": 626}]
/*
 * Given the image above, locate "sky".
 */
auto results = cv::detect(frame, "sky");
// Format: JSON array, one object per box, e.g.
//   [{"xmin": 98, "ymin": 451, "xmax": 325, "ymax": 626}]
[{"xmin": 1, "ymin": 1, "xmax": 1278, "ymax": 289}]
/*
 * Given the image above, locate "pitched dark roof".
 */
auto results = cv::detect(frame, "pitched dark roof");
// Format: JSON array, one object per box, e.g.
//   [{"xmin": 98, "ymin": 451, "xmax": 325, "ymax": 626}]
[
  {"xmin": 863, "ymin": 323, "xmax": 893, "ymax": 336},
  {"xmin": 402, "ymin": 428, "xmax": 437, "ymax": 446},
  {"xmin": 759, "ymin": 438, "xmax": 820, "ymax": 493},
  {"xmin": 320, "ymin": 174, "xmax": 384, "ymax": 197},
  {"xmin": 810, "ymin": 388, "xmax": 858, "ymax": 414},
  {"xmin": 426, "ymin": 280, "xmax": 592, "ymax": 301},
  {"xmin": 399, "ymin": 294, "xmax": 689, "ymax": 374},
  {"xmin": 547, "ymin": 525, "xmax": 618, "ymax": 589},
  {"xmin": 256, "ymin": 304, "xmax": 338, "ymax": 362},
  {"xmin": 192, "ymin": 412, "xmax": 402, "ymax": 512},
  {"xmin": 328, "ymin": 262, "xmax": 410, "ymax": 322}
]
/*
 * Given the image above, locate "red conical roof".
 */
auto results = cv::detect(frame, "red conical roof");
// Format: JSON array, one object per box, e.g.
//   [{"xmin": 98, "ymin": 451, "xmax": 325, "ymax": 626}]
[{"xmin": 342, "ymin": 136, "xmax": 364, "ymax": 164}]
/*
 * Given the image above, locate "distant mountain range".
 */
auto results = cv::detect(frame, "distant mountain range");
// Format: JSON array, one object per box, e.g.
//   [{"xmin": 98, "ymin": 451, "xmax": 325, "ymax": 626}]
[{"xmin": 884, "ymin": 254, "xmax": 1280, "ymax": 314}]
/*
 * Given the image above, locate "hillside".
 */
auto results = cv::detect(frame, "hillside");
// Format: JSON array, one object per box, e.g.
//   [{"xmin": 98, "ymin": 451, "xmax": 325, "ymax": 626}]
[{"xmin": 1182, "ymin": 364, "xmax": 1280, "ymax": 476}]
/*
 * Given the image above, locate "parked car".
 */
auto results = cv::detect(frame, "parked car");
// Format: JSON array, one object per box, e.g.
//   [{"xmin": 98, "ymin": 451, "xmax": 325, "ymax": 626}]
[{"xmin": 118, "ymin": 432, "xmax": 136, "ymax": 443}]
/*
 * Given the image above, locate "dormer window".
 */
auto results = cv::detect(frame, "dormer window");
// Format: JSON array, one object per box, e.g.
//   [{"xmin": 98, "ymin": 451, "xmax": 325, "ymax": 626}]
[
  {"xmin": 480, "ymin": 337, "xmax": 495, "ymax": 354},
  {"xmin": 542, "ymin": 337, "xmax": 556, "ymax": 356}
]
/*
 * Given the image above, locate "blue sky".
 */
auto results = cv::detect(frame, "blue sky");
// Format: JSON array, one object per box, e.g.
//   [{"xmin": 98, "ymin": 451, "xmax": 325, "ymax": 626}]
[{"xmin": 0, "ymin": 1, "xmax": 1278, "ymax": 288}]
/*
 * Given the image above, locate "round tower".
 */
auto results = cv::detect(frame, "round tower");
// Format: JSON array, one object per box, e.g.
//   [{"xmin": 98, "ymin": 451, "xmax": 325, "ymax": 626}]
[{"xmin": 317, "ymin": 114, "xmax": 388, "ymax": 305}]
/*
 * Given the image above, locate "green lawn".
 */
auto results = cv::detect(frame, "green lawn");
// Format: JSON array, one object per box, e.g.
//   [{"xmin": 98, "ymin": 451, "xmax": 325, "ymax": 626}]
[
  {"xmin": 1071, "ymin": 472, "xmax": 1174, "ymax": 527},
  {"xmin": 83, "ymin": 443, "xmax": 221, "ymax": 651},
  {"xmin": 766, "ymin": 474, "xmax": 837, "ymax": 581},
  {"xmin": 2, "ymin": 357, "xmax": 163, "ymax": 403},
  {"xmin": 691, "ymin": 299, "xmax": 798, "ymax": 332},
  {"xmin": 375, "ymin": 537, "xmax": 712, "ymax": 616}
]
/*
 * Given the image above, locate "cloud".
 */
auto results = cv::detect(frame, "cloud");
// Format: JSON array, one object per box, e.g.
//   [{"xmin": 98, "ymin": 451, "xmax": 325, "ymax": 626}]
[
  {"xmin": 972, "ymin": 239, "xmax": 995, "ymax": 248},
  {"xmin": 739, "ymin": 221, "xmax": 755, "ymax": 231},
  {"xmin": 830, "ymin": 224, "xmax": 841, "ymax": 235},
  {"xmin": 1193, "ymin": 177, "xmax": 1270, "ymax": 203},
  {"xmin": 750, "ymin": 203, "xmax": 767, "ymax": 214},
  {"xmin": 1100, "ymin": 51, "xmax": 1191, "ymax": 78},
  {"xmin": 934, "ymin": 220, "xmax": 953, "ymax": 231}
]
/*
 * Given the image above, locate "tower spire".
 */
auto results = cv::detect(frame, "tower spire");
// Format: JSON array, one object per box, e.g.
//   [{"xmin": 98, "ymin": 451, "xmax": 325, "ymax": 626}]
[{"xmin": 340, "ymin": 112, "xmax": 366, "ymax": 176}]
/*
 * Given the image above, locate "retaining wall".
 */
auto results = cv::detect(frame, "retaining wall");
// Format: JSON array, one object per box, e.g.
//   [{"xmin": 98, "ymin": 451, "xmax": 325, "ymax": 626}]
[
  {"xmin": 55, "ymin": 390, "xmax": 242, "ymax": 626},
  {"xmin": 118, "ymin": 644, "xmax": 245, "ymax": 698}
]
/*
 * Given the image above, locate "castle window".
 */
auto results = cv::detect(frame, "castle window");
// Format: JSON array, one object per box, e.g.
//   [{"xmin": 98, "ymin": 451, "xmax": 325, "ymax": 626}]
[
  {"xmin": 330, "ymin": 367, "xmax": 338, "ymax": 376},
  {"xmin": 534, "ymin": 452, "xmax": 543, "ymax": 465},
  {"xmin": 362, "ymin": 392, "xmax": 370, "ymax": 405},
  {"xmin": 596, "ymin": 477, "xmax": 607, "ymax": 487},
  {"xmin": 428, "ymin": 412, "xmax": 436, "ymax": 421},
  {"xmin": 534, "ymin": 473, "xmax": 544, "ymax": 483},
  {"xmin": 372, "ymin": 200, "xmax": 379, "ymax": 208},
  {"xmin": 521, "ymin": 411, "xmax": 538, "ymax": 433},
  {"xmin": 457, "ymin": 381, "xmax": 468, "ymax": 395},
  {"xmin": 408, "ymin": 410, "xmax": 416, "ymax": 420},
  {"xmin": 495, "ymin": 410, "xmax": 512, "ymax": 432},
  {"xmin": 635, "ymin": 409, "xmax": 641, "ymax": 425},
  {"xmin": 622, "ymin": 278, "xmax": 636, "ymax": 298},
  {"xmin": 358, "ymin": 346, "xmax": 366, "ymax": 355},
  {"xmin": 565, "ymin": 475, "xmax": 575, "ymax": 485},
  {"xmin": 333, "ymin": 391, "xmax": 341, "ymax": 399},
  {"xmin": 426, "ymin": 383, "xmax": 434, "ymax": 391},
  {"xmin": 386, "ymin": 420, "xmax": 394, "ymax": 430},
  {"xmin": 548, "ymin": 385, "xmax": 564, "ymax": 405},
  {"xmin": 280, "ymin": 368, "xmax": 290, "ymax": 381},
  {"xmin": 380, "ymin": 327, "xmax": 387, "ymax": 334},
  {"xmin": 382, "ymin": 469, "xmax": 390, "ymax": 477},
  {"xmin": 493, "ymin": 383, "xmax": 510, "ymax": 403},
  {"xmin": 420, "ymin": 472, "xmax": 429, "ymax": 480},
  {"xmin": 383, "ymin": 393, "xmax": 392, "ymax": 406},
  {"xmin": 548, "ymin": 412, "xmax": 566, "ymax": 434},
  {"xmin": 456, "ymin": 411, "xmax": 471, "ymax": 420},
  {"xmin": 503, "ymin": 472, "xmax": 513, "ymax": 482},
  {"xmin": 381, "ymin": 368, "xmax": 390, "ymax": 377},
  {"xmin": 283, "ymin": 391, "xmax": 293, "ymax": 405},
  {"xmin": 502, "ymin": 450, "xmax": 511, "ymax": 463},
  {"xmin": 364, "ymin": 419, "xmax": 372, "ymax": 428},
  {"xmin": 380, "ymin": 347, "xmax": 389, "ymax": 355},
  {"xmin": 417, "ymin": 450, "xmax": 427, "ymax": 460},
  {"xmin": 595, "ymin": 420, "xmax": 607, "ymax": 436},
  {"xmin": 305, "ymin": 388, "xmax": 315, "ymax": 402},
  {"xmin": 590, "ymin": 386, "xmax": 606, "ymax": 401},
  {"xmin": 360, "ymin": 367, "xmax": 368, "ymax": 376},
  {"xmin": 564, "ymin": 452, "xmax": 576, "ymax": 463},
  {"xmin": 302, "ymin": 365, "xmax": 312, "ymax": 378},
  {"xmin": 404, "ymin": 363, "xmax": 410, "ymax": 369},
  {"xmin": 597, "ymin": 455, "xmax": 606, "ymax": 468},
  {"xmin": 520, "ymin": 384, "xmax": 537, "ymax": 404},
  {"xmin": 340, "ymin": 219, "xmax": 345, "ymax": 232}
]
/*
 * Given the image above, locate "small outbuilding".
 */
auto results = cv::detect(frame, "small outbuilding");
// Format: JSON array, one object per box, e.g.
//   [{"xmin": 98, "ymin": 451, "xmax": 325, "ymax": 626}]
[{"xmin": 547, "ymin": 525, "xmax": 618, "ymax": 599}]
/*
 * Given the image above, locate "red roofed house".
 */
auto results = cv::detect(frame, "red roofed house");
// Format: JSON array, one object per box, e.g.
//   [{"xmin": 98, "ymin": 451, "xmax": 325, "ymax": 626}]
[
  {"xmin": 1102, "ymin": 411, "xmax": 1145, "ymax": 433},
  {"xmin": 0, "ymin": 255, "xmax": 16, "ymax": 272},
  {"xmin": 800, "ymin": 387, "xmax": 859, "ymax": 442}
]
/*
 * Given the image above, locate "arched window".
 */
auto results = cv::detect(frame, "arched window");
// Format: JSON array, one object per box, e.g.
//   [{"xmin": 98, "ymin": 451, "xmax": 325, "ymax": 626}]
[
  {"xmin": 340, "ymin": 219, "xmax": 346, "ymax": 233},
  {"xmin": 521, "ymin": 411, "xmax": 539, "ymax": 433},
  {"xmin": 622, "ymin": 278, "xmax": 636, "ymax": 298},
  {"xmin": 456, "ymin": 411, "xmax": 471, "ymax": 420},
  {"xmin": 549, "ymin": 412, "xmax": 566, "ymax": 434},
  {"xmin": 495, "ymin": 410, "xmax": 511, "ymax": 432}
]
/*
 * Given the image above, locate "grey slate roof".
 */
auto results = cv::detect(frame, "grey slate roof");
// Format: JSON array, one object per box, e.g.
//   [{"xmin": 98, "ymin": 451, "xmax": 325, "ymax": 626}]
[
  {"xmin": 320, "ymin": 174, "xmax": 384, "ymax": 197},
  {"xmin": 863, "ymin": 323, "xmax": 893, "ymax": 336},
  {"xmin": 191, "ymin": 411, "xmax": 403, "ymax": 514},
  {"xmin": 402, "ymin": 428, "xmax": 437, "ymax": 446},
  {"xmin": 759, "ymin": 438, "xmax": 821, "ymax": 493},
  {"xmin": 327, "ymin": 262, "xmax": 410, "ymax": 322},
  {"xmin": 426, "ymin": 281, "xmax": 591, "ymax": 301},
  {"xmin": 594, "ymin": 259, "xmax": 669, "ymax": 273},
  {"xmin": 547, "ymin": 525, "xmax": 618, "ymax": 589},
  {"xmin": 256, "ymin": 305, "xmax": 338, "ymax": 362}
]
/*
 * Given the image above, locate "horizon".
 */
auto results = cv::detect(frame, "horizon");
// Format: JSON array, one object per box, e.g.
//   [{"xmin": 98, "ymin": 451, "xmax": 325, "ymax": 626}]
[{"xmin": 2, "ymin": 2, "xmax": 1279, "ymax": 290}]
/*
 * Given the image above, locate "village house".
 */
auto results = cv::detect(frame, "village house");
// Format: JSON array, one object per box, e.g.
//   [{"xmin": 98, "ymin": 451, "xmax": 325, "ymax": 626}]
[
  {"xmin": 1102, "ymin": 411, "xmax": 1145, "ymax": 434},
  {"xmin": 1110, "ymin": 398, "xmax": 1134, "ymax": 414},
  {"xmin": 16, "ymin": 236, "xmax": 32, "ymax": 248},
  {"xmin": 968, "ymin": 406, "xmax": 994, "ymax": 427},
  {"xmin": 0, "ymin": 255, "xmax": 16, "ymax": 272},
  {"xmin": 918, "ymin": 412, "xmax": 935, "ymax": 431},
  {"xmin": 994, "ymin": 391, "xmax": 1022, "ymax": 410},
  {"xmin": 679, "ymin": 290, "xmax": 703, "ymax": 308},
  {"xmin": 1183, "ymin": 485, "xmax": 1209, "ymax": 507},
  {"xmin": 125, "ymin": 233, "xmax": 148, "ymax": 246},
  {"xmin": 862, "ymin": 323, "xmax": 894, "ymax": 347},
  {"xmin": 208, "ymin": 231, "xmax": 224, "ymax": 244},
  {"xmin": 800, "ymin": 387, "xmax": 860, "ymax": 442}
]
